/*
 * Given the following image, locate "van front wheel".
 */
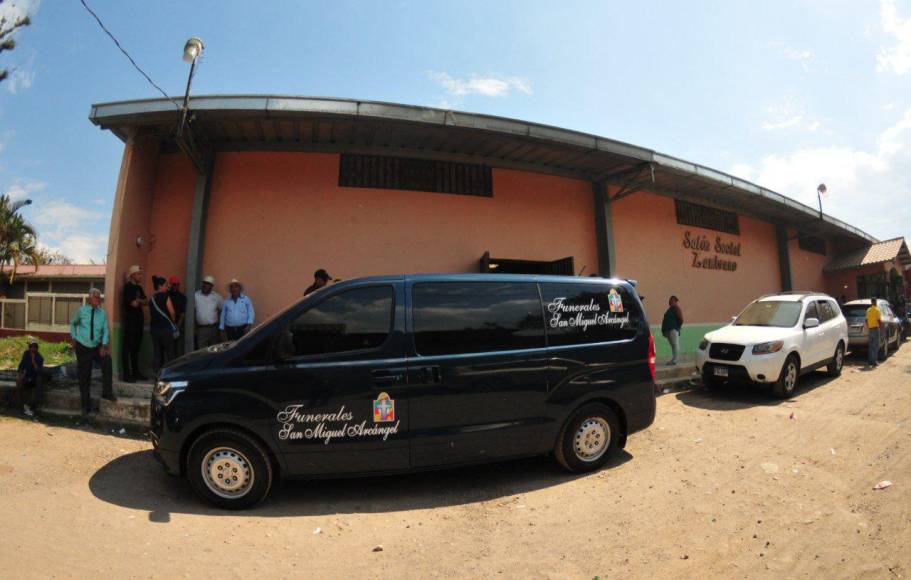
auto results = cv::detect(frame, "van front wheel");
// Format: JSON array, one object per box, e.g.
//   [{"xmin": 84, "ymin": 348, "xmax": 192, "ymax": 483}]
[
  {"xmin": 187, "ymin": 429, "xmax": 273, "ymax": 510},
  {"xmin": 554, "ymin": 403, "xmax": 620, "ymax": 473}
]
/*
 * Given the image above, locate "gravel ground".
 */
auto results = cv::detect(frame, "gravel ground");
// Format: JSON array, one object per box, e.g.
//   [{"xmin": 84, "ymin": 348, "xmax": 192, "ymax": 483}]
[{"xmin": 0, "ymin": 347, "xmax": 909, "ymax": 579}]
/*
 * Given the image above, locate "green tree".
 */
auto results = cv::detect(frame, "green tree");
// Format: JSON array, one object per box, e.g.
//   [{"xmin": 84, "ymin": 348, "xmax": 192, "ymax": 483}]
[
  {"xmin": 26, "ymin": 246, "xmax": 73, "ymax": 266},
  {"xmin": 0, "ymin": 0, "xmax": 32, "ymax": 83},
  {"xmin": 0, "ymin": 195, "xmax": 39, "ymax": 282}
]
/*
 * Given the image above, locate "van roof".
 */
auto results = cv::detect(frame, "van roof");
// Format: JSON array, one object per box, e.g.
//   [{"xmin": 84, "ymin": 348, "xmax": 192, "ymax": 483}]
[
  {"xmin": 330, "ymin": 273, "xmax": 638, "ymax": 286},
  {"xmin": 757, "ymin": 292, "xmax": 832, "ymax": 302}
]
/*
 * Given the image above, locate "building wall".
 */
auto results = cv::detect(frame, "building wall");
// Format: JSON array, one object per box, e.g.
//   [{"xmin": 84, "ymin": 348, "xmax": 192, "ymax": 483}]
[
  {"xmin": 824, "ymin": 262, "xmax": 887, "ymax": 301},
  {"xmin": 788, "ymin": 230, "xmax": 831, "ymax": 293},
  {"xmin": 611, "ymin": 190, "xmax": 783, "ymax": 356},
  {"xmin": 199, "ymin": 151, "xmax": 598, "ymax": 321},
  {"xmin": 145, "ymin": 154, "xmax": 196, "ymax": 287}
]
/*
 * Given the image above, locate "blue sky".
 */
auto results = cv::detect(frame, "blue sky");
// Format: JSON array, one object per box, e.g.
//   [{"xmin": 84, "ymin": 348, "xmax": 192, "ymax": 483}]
[{"xmin": 1, "ymin": 0, "xmax": 910, "ymax": 262}]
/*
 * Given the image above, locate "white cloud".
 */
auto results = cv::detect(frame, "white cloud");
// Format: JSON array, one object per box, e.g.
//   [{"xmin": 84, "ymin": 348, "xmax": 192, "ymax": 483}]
[
  {"xmin": 429, "ymin": 71, "xmax": 532, "ymax": 97},
  {"xmin": 877, "ymin": 0, "xmax": 911, "ymax": 74},
  {"xmin": 3, "ymin": 177, "xmax": 45, "ymax": 201},
  {"xmin": 730, "ymin": 108, "xmax": 911, "ymax": 238},
  {"xmin": 770, "ymin": 41, "xmax": 814, "ymax": 71},
  {"xmin": 4, "ymin": 65, "xmax": 35, "ymax": 95},
  {"xmin": 29, "ymin": 199, "xmax": 107, "ymax": 262},
  {"xmin": 762, "ymin": 115, "xmax": 804, "ymax": 131}
]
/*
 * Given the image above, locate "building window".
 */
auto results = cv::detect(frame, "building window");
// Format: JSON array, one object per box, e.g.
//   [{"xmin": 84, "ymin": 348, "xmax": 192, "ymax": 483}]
[
  {"xmin": 0, "ymin": 280, "xmax": 25, "ymax": 299},
  {"xmin": 27, "ymin": 296, "xmax": 53, "ymax": 325},
  {"xmin": 52, "ymin": 281, "xmax": 92, "ymax": 294},
  {"xmin": 339, "ymin": 154, "xmax": 493, "ymax": 197},
  {"xmin": 798, "ymin": 236, "xmax": 826, "ymax": 255},
  {"xmin": 54, "ymin": 297, "xmax": 84, "ymax": 327},
  {"xmin": 27, "ymin": 280, "xmax": 50, "ymax": 292},
  {"xmin": 857, "ymin": 273, "xmax": 887, "ymax": 299},
  {"xmin": 3, "ymin": 303, "xmax": 25, "ymax": 329},
  {"xmin": 675, "ymin": 200, "xmax": 740, "ymax": 235}
]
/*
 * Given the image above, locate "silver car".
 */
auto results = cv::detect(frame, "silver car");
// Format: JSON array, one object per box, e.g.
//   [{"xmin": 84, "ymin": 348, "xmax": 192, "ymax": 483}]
[{"xmin": 842, "ymin": 299, "xmax": 902, "ymax": 360}]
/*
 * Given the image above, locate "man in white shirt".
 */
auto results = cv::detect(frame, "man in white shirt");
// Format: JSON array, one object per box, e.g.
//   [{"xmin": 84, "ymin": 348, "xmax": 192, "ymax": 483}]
[{"xmin": 195, "ymin": 275, "xmax": 225, "ymax": 349}]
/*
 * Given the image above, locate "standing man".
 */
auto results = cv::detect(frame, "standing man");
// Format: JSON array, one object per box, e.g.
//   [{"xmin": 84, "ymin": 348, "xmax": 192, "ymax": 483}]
[
  {"xmin": 71, "ymin": 288, "xmax": 115, "ymax": 415},
  {"xmin": 194, "ymin": 275, "xmax": 224, "ymax": 349},
  {"xmin": 219, "ymin": 278, "xmax": 255, "ymax": 341},
  {"xmin": 168, "ymin": 275, "xmax": 188, "ymax": 355},
  {"xmin": 16, "ymin": 338, "xmax": 44, "ymax": 417},
  {"xmin": 304, "ymin": 268, "xmax": 332, "ymax": 296},
  {"xmin": 661, "ymin": 295, "xmax": 684, "ymax": 365},
  {"xmin": 866, "ymin": 297, "xmax": 882, "ymax": 368},
  {"xmin": 121, "ymin": 264, "xmax": 148, "ymax": 383}
]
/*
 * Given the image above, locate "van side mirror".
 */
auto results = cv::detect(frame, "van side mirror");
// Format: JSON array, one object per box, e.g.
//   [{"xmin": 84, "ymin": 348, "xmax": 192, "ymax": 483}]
[{"xmin": 804, "ymin": 317, "xmax": 820, "ymax": 329}]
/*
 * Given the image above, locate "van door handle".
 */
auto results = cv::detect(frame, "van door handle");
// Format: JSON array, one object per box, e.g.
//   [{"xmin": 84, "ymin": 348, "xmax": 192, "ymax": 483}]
[
  {"xmin": 371, "ymin": 368, "xmax": 406, "ymax": 387},
  {"xmin": 418, "ymin": 365, "xmax": 441, "ymax": 385}
]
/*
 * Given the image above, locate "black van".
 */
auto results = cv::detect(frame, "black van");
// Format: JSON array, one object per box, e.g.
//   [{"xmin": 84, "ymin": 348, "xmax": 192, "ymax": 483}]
[{"xmin": 151, "ymin": 274, "xmax": 656, "ymax": 509}]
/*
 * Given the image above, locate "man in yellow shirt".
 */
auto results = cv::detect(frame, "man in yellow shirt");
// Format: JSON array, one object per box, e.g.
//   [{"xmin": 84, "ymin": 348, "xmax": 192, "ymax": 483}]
[{"xmin": 866, "ymin": 297, "xmax": 882, "ymax": 367}]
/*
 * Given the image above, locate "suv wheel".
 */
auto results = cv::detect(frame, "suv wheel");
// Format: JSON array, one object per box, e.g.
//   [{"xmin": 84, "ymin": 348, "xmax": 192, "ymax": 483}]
[
  {"xmin": 187, "ymin": 429, "xmax": 274, "ymax": 510},
  {"xmin": 554, "ymin": 403, "xmax": 620, "ymax": 473},
  {"xmin": 771, "ymin": 355, "xmax": 799, "ymax": 399},
  {"xmin": 826, "ymin": 343, "xmax": 844, "ymax": 377}
]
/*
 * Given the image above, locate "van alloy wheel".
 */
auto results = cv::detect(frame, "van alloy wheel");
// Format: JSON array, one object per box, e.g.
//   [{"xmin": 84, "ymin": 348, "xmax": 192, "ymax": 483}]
[
  {"xmin": 202, "ymin": 447, "xmax": 254, "ymax": 499},
  {"xmin": 783, "ymin": 362, "xmax": 797, "ymax": 392},
  {"xmin": 573, "ymin": 417, "xmax": 611, "ymax": 462}
]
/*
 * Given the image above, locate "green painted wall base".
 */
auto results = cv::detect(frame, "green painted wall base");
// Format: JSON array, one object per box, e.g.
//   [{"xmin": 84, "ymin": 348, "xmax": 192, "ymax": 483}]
[
  {"xmin": 110, "ymin": 325, "xmax": 155, "ymax": 378},
  {"xmin": 650, "ymin": 323, "xmax": 725, "ymax": 359}
]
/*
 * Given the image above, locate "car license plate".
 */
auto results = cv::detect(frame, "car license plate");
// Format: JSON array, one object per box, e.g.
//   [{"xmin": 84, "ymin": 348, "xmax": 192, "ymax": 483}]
[{"xmin": 713, "ymin": 366, "xmax": 729, "ymax": 377}]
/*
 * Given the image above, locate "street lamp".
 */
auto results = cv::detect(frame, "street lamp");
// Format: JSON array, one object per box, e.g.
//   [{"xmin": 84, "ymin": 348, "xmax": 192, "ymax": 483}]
[{"xmin": 178, "ymin": 37, "xmax": 204, "ymax": 139}]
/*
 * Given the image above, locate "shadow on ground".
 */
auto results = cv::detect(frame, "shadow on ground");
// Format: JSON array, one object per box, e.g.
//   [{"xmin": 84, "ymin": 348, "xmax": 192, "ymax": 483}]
[
  {"xmin": 676, "ymin": 351, "xmax": 870, "ymax": 412},
  {"xmin": 89, "ymin": 448, "xmax": 633, "ymax": 519}
]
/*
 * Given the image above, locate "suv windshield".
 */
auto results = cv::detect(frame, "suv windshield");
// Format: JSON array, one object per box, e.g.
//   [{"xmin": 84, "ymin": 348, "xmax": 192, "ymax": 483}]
[
  {"xmin": 842, "ymin": 305, "xmax": 871, "ymax": 319},
  {"xmin": 734, "ymin": 301, "xmax": 803, "ymax": 328}
]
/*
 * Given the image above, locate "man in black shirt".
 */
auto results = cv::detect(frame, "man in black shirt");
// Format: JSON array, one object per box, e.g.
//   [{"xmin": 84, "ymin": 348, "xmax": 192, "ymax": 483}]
[
  {"xmin": 304, "ymin": 268, "xmax": 332, "ymax": 296},
  {"xmin": 121, "ymin": 265, "xmax": 148, "ymax": 382},
  {"xmin": 168, "ymin": 275, "xmax": 187, "ymax": 355}
]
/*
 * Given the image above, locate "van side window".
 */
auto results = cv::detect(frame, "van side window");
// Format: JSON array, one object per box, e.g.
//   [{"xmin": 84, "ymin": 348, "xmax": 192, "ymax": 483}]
[
  {"xmin": 412, "ymin": 282, "xmax": 544, "ymax": 356},
  {"xmin": 276, "ymin": 285, "xmax": 394, "ymax": 359},
  {"xmin": 540, "ymin": 283, "xmax": 641, "ymax": 345},
  {"xmin": 816, "ymin": 300, "xmax": 835, "ymax": 322}
]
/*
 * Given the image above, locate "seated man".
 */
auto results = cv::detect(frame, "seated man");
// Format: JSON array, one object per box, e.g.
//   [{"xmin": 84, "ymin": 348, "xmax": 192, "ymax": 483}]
[{"xmin": 17, "ymin": 338, "xmax": 44, "ymax": 417}]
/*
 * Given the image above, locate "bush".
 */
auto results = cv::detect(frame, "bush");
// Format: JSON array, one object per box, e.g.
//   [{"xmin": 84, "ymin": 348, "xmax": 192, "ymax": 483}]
[{"xmin": 0, "ymin": 336, "xmax": 74, "ymax": 369}]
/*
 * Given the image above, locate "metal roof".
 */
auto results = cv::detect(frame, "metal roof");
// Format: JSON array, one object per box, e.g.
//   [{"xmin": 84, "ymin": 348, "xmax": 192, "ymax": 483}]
[
  {"xmin": 1, "ymin": 264, "xmax": 106, "ymax": 279},
  {"xmin": 823, "ymin": 237, "xmax": 911, "ymax": 272},
  {"xmin": 89, "ymin": 95, "xmax": 877, "ymax": 246}
]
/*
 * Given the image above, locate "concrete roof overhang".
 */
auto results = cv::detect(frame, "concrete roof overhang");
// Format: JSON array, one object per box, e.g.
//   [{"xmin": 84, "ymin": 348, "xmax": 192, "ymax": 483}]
[{"xmin": 89, "ymin": 95, "xmax": 877, "ymax": 247}]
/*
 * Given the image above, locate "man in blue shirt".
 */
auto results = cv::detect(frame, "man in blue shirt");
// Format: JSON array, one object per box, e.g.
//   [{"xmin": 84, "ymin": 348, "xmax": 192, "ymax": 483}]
[
  {"xmin": 219, "ymin": 278, "xmax": 255, "ymax": 341},
  {"xmin": 17, "ymin": 338, "xmax": 44, "ymax": 417},
  {"xmin": 70, "ymin": 288, "xmax": 115, "ymax": 415}
]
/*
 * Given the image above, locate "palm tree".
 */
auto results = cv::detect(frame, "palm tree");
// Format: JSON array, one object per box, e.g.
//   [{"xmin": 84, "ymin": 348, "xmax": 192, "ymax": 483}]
[{"xmin": 0, "ymin": 195, "xmax": 39, "ymax": 283}]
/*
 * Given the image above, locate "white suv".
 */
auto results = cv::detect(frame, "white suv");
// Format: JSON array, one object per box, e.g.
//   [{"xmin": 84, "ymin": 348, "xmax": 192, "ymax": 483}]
[{"xmin": 695, "ymin": 292, "xmax": 848, "ymax": 398}]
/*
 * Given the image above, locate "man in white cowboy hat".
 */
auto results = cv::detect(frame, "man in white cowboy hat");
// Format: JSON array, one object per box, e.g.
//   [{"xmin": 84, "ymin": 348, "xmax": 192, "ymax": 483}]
[
  {"xmin": 219, "ymin": 278, "xmax": 255, "ymax": 341},
  {"xmin": 121, "ymin": 264, "xmax": 148, "ymax": 382},
  {"xmin": 194, "ymin": 275, "xmax": 224, "ymax": 348}
]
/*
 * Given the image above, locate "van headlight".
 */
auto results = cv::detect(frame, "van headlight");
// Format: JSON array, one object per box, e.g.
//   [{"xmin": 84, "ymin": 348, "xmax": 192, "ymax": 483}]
[
  {"xmin": 752, "ymin": 341, "xmax": 784, "ymax": 355},
  {"xmin": 698, "ymin": 338, "xmax": 709, "ymax": 350},
  {"xmin": 154, "ymin": 380, "xmax": 188, "ymax": 405}
]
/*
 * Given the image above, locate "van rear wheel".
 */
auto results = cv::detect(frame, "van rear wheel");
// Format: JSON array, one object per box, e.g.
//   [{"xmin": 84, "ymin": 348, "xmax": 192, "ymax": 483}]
[
  {"xmin": 554, "ymin": 403, "xmax": 620, "ymax": 473},
  {"xmin": 187, "ymin": 429, "xmax": 273, "ymax": 510}
]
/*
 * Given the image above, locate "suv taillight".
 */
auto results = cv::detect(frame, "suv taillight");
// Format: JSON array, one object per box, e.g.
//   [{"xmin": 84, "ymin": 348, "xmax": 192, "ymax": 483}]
[{"xmin": 648, "ymin": 332, "xmax": 656, "ymax": 382}]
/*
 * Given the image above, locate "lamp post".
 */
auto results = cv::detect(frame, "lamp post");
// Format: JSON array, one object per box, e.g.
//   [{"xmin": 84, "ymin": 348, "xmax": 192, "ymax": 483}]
[{"xmin": 178, "ymin": 37, "xmax": 204, "ymax": 139}]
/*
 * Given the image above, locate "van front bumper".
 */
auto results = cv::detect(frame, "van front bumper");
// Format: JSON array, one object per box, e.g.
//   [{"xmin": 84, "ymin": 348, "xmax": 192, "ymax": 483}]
[{"xmin": 150, "ymin": 431, "xmax": 182, "ymax": 475}]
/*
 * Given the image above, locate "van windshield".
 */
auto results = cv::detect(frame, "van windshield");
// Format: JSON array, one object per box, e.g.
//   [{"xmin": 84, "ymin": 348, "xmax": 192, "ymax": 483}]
[{"xmin": 734, "ymin": 301, "xmax": 803, "ymax": 328}]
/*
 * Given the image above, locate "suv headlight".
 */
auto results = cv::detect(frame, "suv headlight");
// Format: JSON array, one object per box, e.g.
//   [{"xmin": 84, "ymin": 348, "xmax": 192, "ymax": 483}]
[
  {"xmin": 752, "ymin": 341, "xmax": 784, "ymax": 355},
  {"xmin": 154, "ymin": 380, "xmax": 188, "ymax": 405},
  {"xmin": 698, "ymin": 338, "xmax": 709, "ymax": 350}
]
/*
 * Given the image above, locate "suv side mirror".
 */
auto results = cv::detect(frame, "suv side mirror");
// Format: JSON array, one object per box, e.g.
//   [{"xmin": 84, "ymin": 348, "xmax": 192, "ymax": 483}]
[{"xmin": 804, "ymin": 317, "xmax": 820, "ymax": 329}]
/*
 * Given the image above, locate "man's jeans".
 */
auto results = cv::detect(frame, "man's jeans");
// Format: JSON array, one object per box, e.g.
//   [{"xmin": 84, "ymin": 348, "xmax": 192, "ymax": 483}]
[
  {"xmin": 663, "ymin": 329, "xmax": 680, "ymax": 364},
  {"xmin": 868, "ymin": 327, "xmax": 880, "ymax": 366}
]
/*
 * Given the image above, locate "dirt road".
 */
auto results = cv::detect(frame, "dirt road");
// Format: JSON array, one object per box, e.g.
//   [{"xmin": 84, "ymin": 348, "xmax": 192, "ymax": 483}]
[{"xmin": 1, "ymin": 348, "xmax": 909, "ymax": 579}]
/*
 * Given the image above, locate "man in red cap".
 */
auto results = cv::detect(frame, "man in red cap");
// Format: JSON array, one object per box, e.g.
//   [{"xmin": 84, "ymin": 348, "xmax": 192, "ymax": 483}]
[{"xmin": 168, "ymin": 275, "xmax": 188, "ymax": 355}]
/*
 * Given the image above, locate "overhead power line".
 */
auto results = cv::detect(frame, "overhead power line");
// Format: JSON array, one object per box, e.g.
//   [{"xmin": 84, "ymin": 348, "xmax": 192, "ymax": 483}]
[{"xmin": 77, "ymin": 0, "xmax": 181, "ymax": 109}]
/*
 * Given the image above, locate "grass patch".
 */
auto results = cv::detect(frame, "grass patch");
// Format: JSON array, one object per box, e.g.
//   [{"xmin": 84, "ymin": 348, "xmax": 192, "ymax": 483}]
[{"xmin": 0, "ymin": 336, "xmax": 74, "ymax": 369}]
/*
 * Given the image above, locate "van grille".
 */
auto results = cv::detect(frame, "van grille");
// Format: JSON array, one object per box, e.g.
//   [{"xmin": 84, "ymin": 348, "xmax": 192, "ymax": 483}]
[{"xmin": 709, "ymin": 343, "xmax": 745, "ymax": 361}]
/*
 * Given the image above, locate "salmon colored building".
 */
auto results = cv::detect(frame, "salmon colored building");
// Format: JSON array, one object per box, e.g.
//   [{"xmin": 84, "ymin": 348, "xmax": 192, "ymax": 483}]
[{"xmin": 89, "ymin": 96, "xmax": 907, "ymax": 373}]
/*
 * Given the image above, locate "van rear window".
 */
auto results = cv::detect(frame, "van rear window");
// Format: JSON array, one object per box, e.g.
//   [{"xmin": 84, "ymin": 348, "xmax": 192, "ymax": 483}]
[
  {"xmin": 539, "ymin": 283, "xmax": 641, "ymax": 345},
  {"xmin": 413, "ymin": 282, "xmax": 545, "ymax": 356}
]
